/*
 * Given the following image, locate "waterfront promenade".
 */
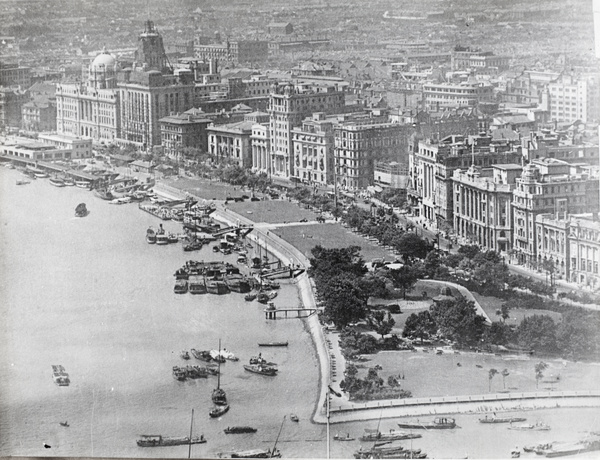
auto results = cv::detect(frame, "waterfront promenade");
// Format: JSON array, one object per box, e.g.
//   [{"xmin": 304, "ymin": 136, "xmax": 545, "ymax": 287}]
[{"xmin": 155, "ymin": 181, "xmax": 600, "ymax": 426}]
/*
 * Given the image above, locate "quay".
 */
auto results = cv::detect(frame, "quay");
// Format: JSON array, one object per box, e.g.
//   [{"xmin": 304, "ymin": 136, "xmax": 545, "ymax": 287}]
[{"xmin": 149, "ymin": 182, "xmax": 600, "ymax": 427}]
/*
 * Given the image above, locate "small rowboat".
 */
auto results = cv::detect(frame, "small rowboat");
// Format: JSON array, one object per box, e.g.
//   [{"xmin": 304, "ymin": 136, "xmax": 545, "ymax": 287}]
[{"xmin": 258, "ymin": 341, "xmax": 288, "ymax": 347}]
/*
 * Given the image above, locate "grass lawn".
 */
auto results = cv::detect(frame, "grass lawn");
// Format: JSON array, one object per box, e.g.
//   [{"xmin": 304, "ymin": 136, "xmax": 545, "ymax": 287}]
[
  {"xmin": 472, "ymin": 292, "xmax": 563, "ymax": 326},
  {"xmin": 165, "ymin": 177, "xmax": 256, "ymax": 201},
  {"xmin": 272, "ymin": 223, "xmax": 395, "ymax": 262},
  {"xmin": 227, "ymin": 199, "xmax": 320, "ymax": 224}
]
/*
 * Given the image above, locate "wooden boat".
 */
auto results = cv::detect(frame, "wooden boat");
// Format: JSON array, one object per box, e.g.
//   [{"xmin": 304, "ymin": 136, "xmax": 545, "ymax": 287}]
[
  {"xmin": 174, "ymin": 279, "xmax": 188, "ymax": 294},
  {"xmin": 360, "ymin": 430, "xmax": 422, "ymax": 442},
  {"xmin": 93, "ymin": 188, "xmax": 113, "ymax": 200},
  {"xmin": 16, "ymin": 179, "xmax": 31, "ymax": 185},
  {"xmin": 49, "ymin": 176, "xmax": 65, "ymax": 187},
  {"xmin": 51, "ymin": 365, "xmax": 70, "ymax": 386},
  {"xmin": 243, "ymin": 364, "xmax": 278, "ymax": 376},
  {"xmin": 257, "ymin": 291, "xmax": 277, "ymax": 304},
  {"xmin": 258, "ymin": 341, "xmax": 288, "ymax": 347},
  {"xmin": 167, "ymin": 232, "xmax": 179, "ymax": 243},
  {"xmin": 156, "ymin": 232, "xmax": 169, "ymax": 245},
  {"xmin": 334, "ymin": 433, "xmax": 355, "ymax": 441},
  {"xmin": 75, "ymin": 203, "xmax": 88, "ymax": 217},
  {"xmin": 290, "ymin": 414, "xmax": 299, "ymax": 422},
  {"xmin": 397, "ymin": 417, "xmax": 456, "ymax": 429},
  {"xmin": 211, "ymin": 340, "xmax": 228, "ymax": 406},
  {"xmin": 59, "ymin": 421, "xmax": 69, "ymax": 427},
  {"xmin": 173, "ymin": 366, "xmax": 187, "ymax": 381},
  {"xmin": 508, "ymin": 422, "xmax": 550, "ymax": 431},
  {"xmin": 545, "ymin": 440, "xmax": 600, "ymax": 457},
  {"xmin": 136, "ymin": 434, "xmax": 206, "ymax": 447},
  {"xmin": 249, "ymin": 356, "xmax": 277, "ymax": 366},
  {"xmin": 191, "ymin": 349, "xmax": 212, "ymax": 362},
  {"xmin": 209, "ymin": 404, "xmax": 230, "ymax": 418},
  {"xmin": 244, "ymin": 293, "xmax": 257, "ymax": 301},
  {"xmin": 479, "ymin": 416, "xmax": 526, "ymax": 424},
  {"xmin": 146, "ymin": 227, "xmax": 157, "ymax": 244},
  {"xmin": 180, "ymin": 350, "xmax": 190, "ymax": 360},
  {"xmin": 75, "ymin": 180, "xmax": 91, "ymax": 189},
  {"xmin": 205, "ymin": 279, "xmax": 229, "ymax": 295},
  {"xmin": 188, "ymin": 276, "xmax": 207, "ymax": 294},
  {"xmin": 224, "ymin": 426, "xmax": 257, "ymax": 434},
  {"xmin": 223, "ymin": 448, "xmax": 281, "ymax": 458},
  {"xmin": 63, "ymin": 177, "xmax": 75, "ymax": 186}
]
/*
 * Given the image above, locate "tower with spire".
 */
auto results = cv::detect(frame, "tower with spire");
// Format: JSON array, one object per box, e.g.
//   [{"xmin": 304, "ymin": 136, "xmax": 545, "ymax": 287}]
[{"xmin": 134, "ymin": 20, "xmax": 171, "ymax": 74}]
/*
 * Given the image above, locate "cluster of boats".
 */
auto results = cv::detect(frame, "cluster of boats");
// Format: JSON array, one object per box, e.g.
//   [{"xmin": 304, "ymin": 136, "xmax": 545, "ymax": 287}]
[
  {"xmin": 146, "ymin": 224, "xmax": 181, "ymax": 245},
  {"xmin": 137, "ymin": 434, "xmax": 206, "ymax": 447},
  {"xmin": 174, "ymin": 261, "xmax": 253, "ymax": 295},
  {"xmin": 522, "ymin": 439, "xmax": 600, "ymax": 457},
  {"xmin": 172, "ymin": 364, "xmax": 219, "ymax": 380},
  {"xmin": 52, "ymin": 365, "xmax": 70, "ymax": 386}
]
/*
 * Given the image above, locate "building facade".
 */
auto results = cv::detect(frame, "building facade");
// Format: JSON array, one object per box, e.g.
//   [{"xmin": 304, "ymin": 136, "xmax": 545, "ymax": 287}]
[
  {"xmin": 290, "ymin": 112, "xmax": 335, "ymax": 186},
  {"xmin": 453, "ymin": 164, "xmax": 521, "ymax": 253},
  {"xmin": 268, "ymin": 82, "xmax": 345, "ymax": 178},
  {"xmin": 422, "ymin": 81, "xmax": 494, "ymax": 111},
  {"xmin": 159, "ymin": 111, "xmax": 212, "ymax": 159},
  {"xmin": 207, "ymin": 119, "xmax": 254, "ymax": 168}
]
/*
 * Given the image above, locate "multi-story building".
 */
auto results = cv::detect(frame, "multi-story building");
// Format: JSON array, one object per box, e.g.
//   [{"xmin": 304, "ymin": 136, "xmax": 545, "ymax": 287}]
[
  {"xmin": 422, "ymin": 80, "xmax": 494, "ymax": 111},
  {"xmin": 0, "ymin": 61, "xmax": 31, "ymax": 88},
  {"xmin": 117, "ymin": 69, "xmax": 195, "ymax": 148},
  {"xmin": 512, "ymin": 159, "xmax": 599, "ymax": 268},
  {"xmin": 135, "ymin": 20, "xmax": 171, "ymax": 74},
  {"xmin": 0, "ymin": 87, "xmax": 28, "ymax": 129},
  {"xmin": 453, "ymin": 164, "xmax": 522, "ymax": 253},
  {"xmin": 229, "ymin": 40, "xmax": 269, "ymax": 64},
  {"xmin": 334, "ymin": 120, "xmax": 406, "ymax": 190},
  {"xmin": 290, "ymin": 112, "xmax": 335, "ymax": 186},
  {"xmin": 0, "ymin": 137, "xmax": 71, "ymax": 161},
  {"xmin": 568, "ymin": 214, "xmax": 600, "ymax": 288},
  {"xmin": 250, "ymin": 119, "xmax": 270, "ymax": 175},
  {"xmin": 37, "ymin": 132, "xmax": 93, "ymax": 159},
  {"xmin": 195, "ymin": 43, "xmax": 230, "ymax": 61},
  {"xmin": 268, "ymin": 82, "xmax": 345, "ymax": 178},
  {"xmin": 374, "ymin": 161, "xmax": 409, "ymax": 192},
  {"xmin": 22, "ymin": 98, "xmax": 56, "ymax": 132},
  {"xmin": 502, "ymin": 70, "xmax": 560, "ymax": 105},
  {"xmin": 521, "ymin": 129, "xmax": 599, "ymax": 164},
  {"xmin": 409, "ymin": 133, "xmax": 522, "ymax": 227},
  {"xmin": 267, "ymin": 22, "xmax": 294, "ymax": 35},
  {"xmin": 451, "ymin": 47, "xmax": 509, "ymax": 72},
  {"xmin": 55, "ymin": 48, "xmax": 121, "ymax": 143},
  {"xmin": 548, "ymin": 73, "xmax": 600, "ymax": 124},
  {"xmin": 159, "ymin": 111, "xmax": 212, "ymax": 160},
  {"xmin": 535, "ymin": 213, "xmax": 600, "ymax": 288},
  {"xmin": 207, "ymin": 117, "xmax": 256, "ymax": 168}
]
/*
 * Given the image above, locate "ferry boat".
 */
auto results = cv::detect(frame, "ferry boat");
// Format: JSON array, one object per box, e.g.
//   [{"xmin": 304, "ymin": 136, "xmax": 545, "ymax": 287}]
[
  {"xmin": 224, "ymin": 426, "xmax": 257, "ymax": 434},
  {"xmin": 397, "ymin": 417, "xmax": 456, "ymax": 429},
  {"xmin": 156, "ymin": 232, "xmax": 169, "ymax": 245},
  {"xmin": 257, "ymin": 341, "xmax": 288, "ymax": 347}
]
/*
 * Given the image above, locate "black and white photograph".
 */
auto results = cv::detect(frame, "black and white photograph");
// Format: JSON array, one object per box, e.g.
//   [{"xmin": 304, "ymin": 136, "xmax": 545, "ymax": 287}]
[{"xmin": 1, "ymin": 0, "xmax": 600, "ymax": 458}]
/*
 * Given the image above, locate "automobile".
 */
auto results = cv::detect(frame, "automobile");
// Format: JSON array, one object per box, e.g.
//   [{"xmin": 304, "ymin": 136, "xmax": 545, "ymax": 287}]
[{"xmin": 299, "ymin": 218, "xmax": 308, "ymax": 222}]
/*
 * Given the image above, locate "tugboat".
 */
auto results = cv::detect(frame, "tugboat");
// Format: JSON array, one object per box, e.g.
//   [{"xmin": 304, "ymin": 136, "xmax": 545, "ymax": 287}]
[{"xmin": 243, "ymin": 364, "xmax": 278, "ymax": 376}]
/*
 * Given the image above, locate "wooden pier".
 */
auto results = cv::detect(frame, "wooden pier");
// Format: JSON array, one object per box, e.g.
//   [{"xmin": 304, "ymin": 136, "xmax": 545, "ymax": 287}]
[{"xmin": 264, "ymin": 307, "xmax": 319, "ymax": 320}]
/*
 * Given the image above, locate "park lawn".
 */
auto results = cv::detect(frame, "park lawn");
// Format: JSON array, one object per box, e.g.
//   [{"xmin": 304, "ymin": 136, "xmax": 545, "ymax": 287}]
[
  {"xmin": 349, "ymin": 347, "xmax": 600, "ymax": 400},
  {"xmin": 472, "ymin": 293, "xmax": 563, "ymax": 327},
  {"xmin": 273, "ymin": 223, "xmax": 395, "ymax": 262},
  {"xmin": 226, "ymin": 199, "xmax": 320, "ymax": 224},
  {"xmin": 166, "ymin": 177, "xmax": 256, "ymax": 201}
]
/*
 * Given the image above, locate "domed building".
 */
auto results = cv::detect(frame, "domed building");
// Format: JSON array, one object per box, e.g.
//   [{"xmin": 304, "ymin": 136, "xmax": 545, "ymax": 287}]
[
  {"xmin": 88, "ymin": 47, "xmax": 118, "ymax": 89},
  {"xmin": 56, "ymin": 47, "xmax": 121, "ymax": 142}
]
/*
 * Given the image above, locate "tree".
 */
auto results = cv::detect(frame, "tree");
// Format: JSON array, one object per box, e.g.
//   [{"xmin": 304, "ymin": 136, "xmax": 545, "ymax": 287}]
[
  {"xmin": 402, "ymin": 311, "xmax": 437, "ymax": 343},
  {"xmin": 386, "ymin": 265, "xmax": 420, "ymax": 299},
  {"xmin": 320, "ymin": 274, "xmax": 367, "ymax": 328},
  {"xmin": 516, "ymin": 315, "xmax": 557, "ymax": 354},
  {"xmin": 367, "ymin": 311, "xmax": 396, "ymax": 339},
  {"xmin": 423, "ymin": 250, "xmax": 442, "ymax": 276},
  {"xmin": 488, "ymin": 368, "xmax": 498, "ymax": 392},
  {"xmin": 501, "ymin": 369, "xmax": 510, "ymax": 389},
  {"xmin": 482, "ymin": 322, "xmax": 513, "ymax": 345},
  {"xmin": 395, "ymin": 232, "xmax": 430, "ymax": 263},
  {"xmin": 458, "ymin": 244, "xmax": 481, "ymax": 259},
  {"xmin": 429, "ymin": 298, "xmax": 487, "ymax": 346},
  {"xmin": 535, "ymin": 361, "xmax": 548, "ymax": 389},
  {"xmin": 309, "ymin": 245, "xmax": 367, "ymax": 281}
]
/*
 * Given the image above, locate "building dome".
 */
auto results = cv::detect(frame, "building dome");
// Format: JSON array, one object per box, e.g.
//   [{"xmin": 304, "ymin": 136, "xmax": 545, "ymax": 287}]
[{"xmin": 91, "ymin": 48, "xmax": 117, "ymax": 71}]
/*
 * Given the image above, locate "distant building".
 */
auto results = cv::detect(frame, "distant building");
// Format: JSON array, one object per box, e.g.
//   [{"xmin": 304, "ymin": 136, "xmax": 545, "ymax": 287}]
[
  {"xmin": 250, "ymin": 117, "xmax": 270, "ymax": 175},
  {"xmin": 0, "ymin": 61, "xmax": 31, "ymax": 88},
  {"xmin": 0, "ymin": 87, "xmax": 28, "ymax": 129},
  {"xmin": 548, "ymin": 73, "xmax": 600, "ymax": 124},
  {"xmin": 374, "ymin": 161, "xmax": 409, "ymax": 191},
  {"xmin": 452, "ymin": 47, "xmax": 509, "ymax": 72},
  {"xmin": 521, "ymin": 130, "xmax": 599, "ymax": 164},
  {"xmin": 0, "ymin": 137, "xmax": 71, "ymax": 161},
  {"xmin": 423, "ymin": 80, "xmax": 494, "ymax": 111},
  {"xmin": 229, "ymin": 40, "xmax": 269, "ymax": 64},
  {"xmin": 268, "ymin": 22, "xmax": 294, "ymax": 35}
]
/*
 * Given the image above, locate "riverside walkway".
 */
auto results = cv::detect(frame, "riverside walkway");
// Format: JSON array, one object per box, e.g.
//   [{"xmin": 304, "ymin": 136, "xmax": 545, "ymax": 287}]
[{"xmin": 156, "ymin": 182, "xmax": 600, "ymax": 426}]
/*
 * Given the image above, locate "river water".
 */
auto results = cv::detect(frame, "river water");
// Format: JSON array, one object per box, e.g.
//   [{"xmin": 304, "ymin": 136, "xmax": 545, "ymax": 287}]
[{"xmin": 0, "ymin": 167, "xmax": 598, "ymax": 459}]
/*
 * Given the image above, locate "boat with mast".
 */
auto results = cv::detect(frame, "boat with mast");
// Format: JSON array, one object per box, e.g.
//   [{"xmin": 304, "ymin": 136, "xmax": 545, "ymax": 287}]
[
  {"xmin": 211, "ymin": 339, "xmax": 228, "ymax": 406},
  {"xmin": 136, "ymin": 409, "xmax": 206, "ymax": 447}
]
